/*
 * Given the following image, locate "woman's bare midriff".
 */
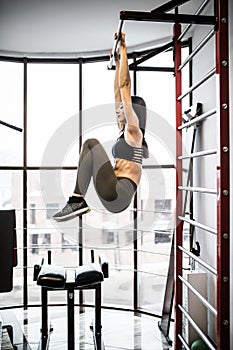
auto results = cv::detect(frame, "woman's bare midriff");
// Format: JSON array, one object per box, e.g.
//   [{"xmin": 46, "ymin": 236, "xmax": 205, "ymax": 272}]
[{"xmin": 114, "ymin": 158, "xmax": 142, "ymax": 186}]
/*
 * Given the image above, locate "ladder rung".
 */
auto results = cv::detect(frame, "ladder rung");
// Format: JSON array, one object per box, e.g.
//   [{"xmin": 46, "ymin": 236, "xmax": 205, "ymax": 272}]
[
  {"xmin": 178, "ymin": 216, "xmax": 217, "ymax": 235},
  {"xmin": 178, "ymin": 108, "xmax": 216, "ymax": 130},
  {"xmin": 178, "ymin": 245, "xmax": 217, "ymax": 275},
  {"xmin": 178, "ymin": 149, "xmax": 217, "ymax": 159},
  {"xmin": 177, "ymin": 334, "xmax": 190, "ymax": 350},
  {"xmin": 178, "ymin": 186, "xmax": 217, "ymax": 194},
  {"xmin": 178, "ymin": 28, "xmax": 215, "ymax": 71},
  {"xmin": 178, "ymin": 275, "xmax": 217, "ymax": 316},
  {"xmin": 177, "ymin": 68, "xmax": 216, "ymax": 100},
  {"xmin": 178, "ymin": 305, "xmax": 217, "ymax": 350}
]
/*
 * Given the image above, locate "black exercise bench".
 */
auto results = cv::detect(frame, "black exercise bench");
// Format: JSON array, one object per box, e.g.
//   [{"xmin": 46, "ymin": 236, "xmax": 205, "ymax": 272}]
[{"xmin": 33, "ymin": 250, "xmax": 108, "ymax": 350}]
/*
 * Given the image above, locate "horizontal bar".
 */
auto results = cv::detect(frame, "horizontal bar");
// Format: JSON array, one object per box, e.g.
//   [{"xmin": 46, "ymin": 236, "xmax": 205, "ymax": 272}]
[
  {"xmin": 178, "ymin": 108, "xmax": 216, "ymax": 129},
  {"xmin": 178, "ymin": 0, "xmax": 211, "ymax": 40},
  {"xmin": 178, "ymin": 305, "xmax": 216, "ymax": 350},
  {"xmin": 0, "ymin": 164, "xmax": 175, "ymax": 171},
  {"xmin": 151, "ymin": 0, "xmax": 191, "ymax": 13},
  {"xmin": 0, "ymin": 119, "xmax": 23, "ymax": 132},
  {"xmin": 178, "ymin": 149, "xmax": 217, "ymax": 159},
  {"xmin": 108, "ymin": 20, "xmax": 124, "ymax": 69},
  {"xmin": 179, "ymin": 245, "xmax": 217, "ymax": 275},
  {"xmin": 177, "ymin": 68, "xmax": 216, "ymax": 100},
  {"xmin": 177, "ymin": 334, "xmax": 190, "ymax": 350},
  {"xmin": 179, "ymin": 28, "xmax": 215, "ymax": 70},
  {"xmin": 130, "ymin": 66, "xmax": 174, "ymax": 72},
  {"xmin": 120, "ymin": 11, "xmax": 217, "ymax": 25},
  {"xmin": 178, "ymin": 216, "xmax": 217, "ymax": 235},
  {"xmin": 179, "ymin": 275, "xmax": 217, "ymax": 316},
  {"xmin": 178, "ymin": 186, "xmax": 217, "ymax": 194}
]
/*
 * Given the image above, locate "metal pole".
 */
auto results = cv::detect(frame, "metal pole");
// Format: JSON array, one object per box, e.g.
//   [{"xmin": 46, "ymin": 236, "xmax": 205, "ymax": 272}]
[
  {"xmin": 174, "ymin": 22, "xmax": 183, "ymax": 350},
  {"xmin": 178, "ymin": 216, "xmax": 217, "ymax": 235},
  {"xmin": 23, "ymin": 58, "xmax": 28, "ymax": 307},
  {"xmin": 133, "ymin": 59, "xmax": 138, "ymax": 310},
  {"xmin": 120, "ymin": 11, "xmax": 216, "ymax": 26},
  {"xmin": 67, "ymin": 288, "xmax": 75, "ymax": 350},
  {"xmin": 178, "ymin": 149, "xmax": 217, "ymax": 159},
  {"xmin": 178, "ymin": 108, "xmax": 216, "ymax": 130},
  {"xmin": 177, "ymin": 68, "xmax": 216, "ymax": 100},
  {"xmin": 129, "ymin": 41, "xmax": 173, "ymax": 68},
  {"xmin": 178, "ymin": 275, "xmax": 217, "ymax": 316},
  {"xmin": 78, "ymin": 59, "xmax": 84, "ymax": 306},
  {"xmin": 179, "ymin": 28, "xmax": 215, "ymax": 70},
  {"xmin": 178, "ymin": 186, "xmax": 217, "ymax": 194},
  {"xmin": 177, "ymin": 334, "xmax": 190, "ymax": 350},
  {"xmin": 108, "ymin": 20, "xmax": 124, "ymax": 69},
  {"xmin": 151, "ymin": 0, "xmax": 191, "ymax": 14}
]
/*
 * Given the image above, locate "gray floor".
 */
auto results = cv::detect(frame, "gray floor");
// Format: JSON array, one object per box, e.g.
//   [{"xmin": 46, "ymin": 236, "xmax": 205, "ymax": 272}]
[{"xmin": 0, "ymin": 307, "xmax": 174, "ymax": 349}]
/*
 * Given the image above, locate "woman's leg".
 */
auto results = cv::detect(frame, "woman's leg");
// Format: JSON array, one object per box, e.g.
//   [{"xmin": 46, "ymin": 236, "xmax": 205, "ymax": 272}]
[
  {"xmin": 53, "ymin": 138, "xmax": 119, "ymax": 221},
  {"xmin": 74, "ymin": 138, "xmax": 118, "ymax": 201},
  {"xmin": 53, "ymin": 138, "xmax": 137, "ymax": 220}
]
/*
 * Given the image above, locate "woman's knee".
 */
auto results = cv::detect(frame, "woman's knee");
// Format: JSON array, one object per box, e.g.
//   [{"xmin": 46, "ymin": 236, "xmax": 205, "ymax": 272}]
[{"xmin": 83, "ymin": 138, "xmax": 100, "ymax": 149}]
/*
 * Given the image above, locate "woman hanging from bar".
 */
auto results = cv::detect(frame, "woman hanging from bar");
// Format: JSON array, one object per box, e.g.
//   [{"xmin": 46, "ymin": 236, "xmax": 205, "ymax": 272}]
[{"xmin": 53, "ymin": 33, "xmax": 149, "ymax": 221}]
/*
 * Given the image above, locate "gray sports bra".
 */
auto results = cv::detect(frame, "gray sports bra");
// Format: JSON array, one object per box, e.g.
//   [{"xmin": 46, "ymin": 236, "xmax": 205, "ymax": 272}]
[{"xmin": 112, "ymin": 133, "xmax": 143, "ymax": 164}]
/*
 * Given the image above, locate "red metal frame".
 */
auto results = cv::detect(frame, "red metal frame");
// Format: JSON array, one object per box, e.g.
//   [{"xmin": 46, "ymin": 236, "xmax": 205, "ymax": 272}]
[
  {"xmin": 174, "ymin": 22, "xmax": 183, "ymax": 350},
  {"xmin": 216, "ymin": 0, "xmax": 230, "ymax": 348}
]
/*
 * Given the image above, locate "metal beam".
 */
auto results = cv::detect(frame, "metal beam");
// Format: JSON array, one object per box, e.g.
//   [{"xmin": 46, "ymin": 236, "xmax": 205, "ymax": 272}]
[
  {"xmin": 151, "ymin": 0, "xmax": 191, "ymax": 14},
  {"xmin": 130, "ymin": 66, "xmax": 174, "ymax": 72},
  {"xmin": 129, "ymin": 41, "xmax": 173, "ymax": 68},
  {"xmin": 120, "ymin": 10, "xmax": 217, "ymax": 26}
]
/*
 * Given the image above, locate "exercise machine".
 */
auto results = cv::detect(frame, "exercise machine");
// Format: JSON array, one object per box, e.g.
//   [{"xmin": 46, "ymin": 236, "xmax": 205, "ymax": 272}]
[{"xmin": 34, "ymin": 250, "xmax": 108, "ymax": 350}]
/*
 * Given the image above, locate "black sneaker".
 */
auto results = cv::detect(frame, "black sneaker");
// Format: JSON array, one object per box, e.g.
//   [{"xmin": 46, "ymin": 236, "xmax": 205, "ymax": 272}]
[{"xmin": 52, "ymin": 196, "xmax": 91, "ymax": 221}]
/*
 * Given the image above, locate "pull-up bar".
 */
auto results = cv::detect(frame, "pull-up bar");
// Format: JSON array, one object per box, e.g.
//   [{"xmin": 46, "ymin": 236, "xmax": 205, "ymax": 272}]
[
  {"xmin": 0, "ymin": 120, "xmax": 23, "ymax": 132},
  {"xmin": 120, "ymin": 10, "xmax": 216, "ymax": 25},
  {"xmin": 108, "ymin": 4, "xmax": 216, "ymax": 69}
]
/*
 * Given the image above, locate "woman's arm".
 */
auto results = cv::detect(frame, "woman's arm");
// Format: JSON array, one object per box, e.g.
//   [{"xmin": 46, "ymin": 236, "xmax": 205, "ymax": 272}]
[
  {"xmin": 119, "ymin": 34, "xmax": 142, "ymax": 142},
  {"xmin": 113, "ymin": 38, "xmax": 125, "ymax": 131}
]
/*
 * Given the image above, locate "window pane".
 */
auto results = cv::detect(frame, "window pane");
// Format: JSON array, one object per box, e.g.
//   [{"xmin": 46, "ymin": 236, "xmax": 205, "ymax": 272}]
[
  {"xmin": 137, "ymin": 52, "xmax": 175, "ymax": 167},
  {"xmin": 27, "ymin": 64, "xmax": 79, "ymax": 166},
  {"xmin": 0, "ymin": 170, "xmax": 23, "ymax": 307},
  {"xmin": 0, "ymin": 62, "xmax": 23, "ymax": 166},
  {"xmin": 137, "ymin": 168, "xmax": 175, "ymax": 314},
  {"xmin": 83, "ymin": 62, "xmax": 115, "ymax": 109},
  {"xmin": 83, "ymin": 210, "xmax": 134, "ymax": 308},
  {"xmin": 27, "ymin": 170, "xmax": 80, "ymax": 304}
]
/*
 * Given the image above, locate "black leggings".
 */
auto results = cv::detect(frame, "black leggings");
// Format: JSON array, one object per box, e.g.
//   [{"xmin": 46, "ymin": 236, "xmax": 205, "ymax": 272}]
[{"xmin": 74, "ymin": 138, "xmax": 137, "ymax": 213}]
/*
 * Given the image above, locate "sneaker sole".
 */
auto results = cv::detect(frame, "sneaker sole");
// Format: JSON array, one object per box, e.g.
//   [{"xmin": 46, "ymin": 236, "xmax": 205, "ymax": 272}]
[{"xmin": 53, "ymin": 207, "xmax": 91, "ymax": 222}]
